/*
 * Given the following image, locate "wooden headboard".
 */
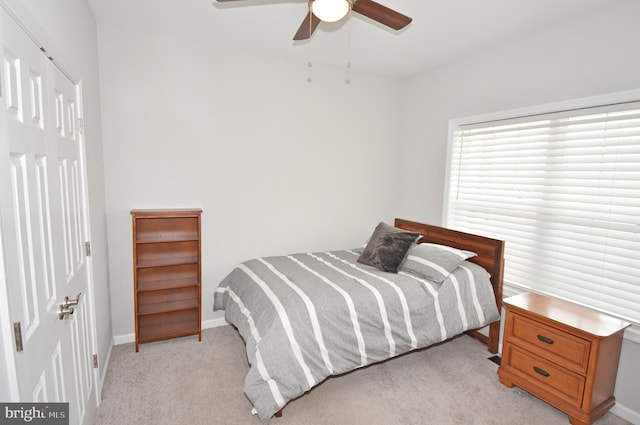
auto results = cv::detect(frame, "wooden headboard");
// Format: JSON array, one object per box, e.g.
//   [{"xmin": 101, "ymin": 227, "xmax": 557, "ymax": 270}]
[{"xmin": 395, "ymin": 218, "xmax": 505, "ymax": 353}]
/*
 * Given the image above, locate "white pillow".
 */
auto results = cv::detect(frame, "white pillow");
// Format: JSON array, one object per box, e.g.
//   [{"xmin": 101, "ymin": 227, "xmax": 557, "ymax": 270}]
[{"xmin": 400, "ymin": 243, "xmax": 476, "ymax": 282}]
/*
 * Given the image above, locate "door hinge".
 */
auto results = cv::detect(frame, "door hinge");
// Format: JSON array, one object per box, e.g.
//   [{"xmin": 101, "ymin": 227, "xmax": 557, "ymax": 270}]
[
  {"xmin": 13, "ymin": 322, "xmax": 23, "ymax": 352},
  {"xmin": 92, "ymin": 354, "xmax": 98, "ymax": 369},
  {"xmin": 85, "ymin": 241, "xmax": 91, "ymax": 257}
]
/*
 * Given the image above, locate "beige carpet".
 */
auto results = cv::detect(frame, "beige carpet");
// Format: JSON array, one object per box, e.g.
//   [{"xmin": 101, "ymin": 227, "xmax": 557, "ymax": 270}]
[{"xmin": 96, "ymin": 326, "xmax": 631, "ymax": 425}]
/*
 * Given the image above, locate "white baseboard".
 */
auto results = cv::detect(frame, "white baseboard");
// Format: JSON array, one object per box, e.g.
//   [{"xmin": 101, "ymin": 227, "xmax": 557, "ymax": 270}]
[
  {"xmin": 112, "ymin": 317, "xmax": 228, "ymax": 346},
  {"xmin": 112, "ymin": 332, "xmax": 135, "ymax": 346},
  {"xmin": 203, "ymin": 317, "xmax": 228, "ymax": 329},
  {"xmin": 611, "ymin": 403, "xmax": 640, "ymax": 425},
  {"xmin": 96, "ymin": 342, "xmax": 113, "ymax": 406}
]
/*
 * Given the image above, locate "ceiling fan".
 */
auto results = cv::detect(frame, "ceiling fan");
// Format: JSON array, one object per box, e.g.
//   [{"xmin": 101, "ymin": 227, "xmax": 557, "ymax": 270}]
[{"xmin": 216, "ymin": 0, "xmax": 412, "ymax": 40}]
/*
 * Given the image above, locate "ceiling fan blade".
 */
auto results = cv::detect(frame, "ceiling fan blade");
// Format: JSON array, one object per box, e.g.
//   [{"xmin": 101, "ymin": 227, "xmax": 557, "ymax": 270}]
[
  {"xmin": 293, "ymin": 12, "xmax": 321, "ymax": 41},
  {"xmin": 352, "ymin": 0, "xmax": 412, "ymax": 30}
]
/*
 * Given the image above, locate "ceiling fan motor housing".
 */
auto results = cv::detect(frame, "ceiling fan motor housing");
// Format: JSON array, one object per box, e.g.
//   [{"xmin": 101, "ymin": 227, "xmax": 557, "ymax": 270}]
[
  {"xmin": 217, "ymin": 0, "xmax": 411, "ymax": 41},
  {"xmin": 311, "ymin": 0, "xmax": 352, "ymax": 23}
]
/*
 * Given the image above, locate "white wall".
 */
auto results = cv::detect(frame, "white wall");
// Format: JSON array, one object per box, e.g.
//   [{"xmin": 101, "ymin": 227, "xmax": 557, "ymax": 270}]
[
  {"xmin": 398, "ymin": 0, "xmax": 640, "ymax": 420},
  {"xmin": 1, "ymin": 0, "xmax": 112, "ymax": 388},
  {"xmin": 97, "ymin": 25, "xmax": 403, "ymax": 340}
]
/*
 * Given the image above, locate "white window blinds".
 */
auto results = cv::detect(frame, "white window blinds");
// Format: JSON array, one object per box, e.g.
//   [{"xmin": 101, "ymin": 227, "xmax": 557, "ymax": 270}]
[{"xmin": 446, "ymin": 101, "xmax": 640, "ymax": 325}]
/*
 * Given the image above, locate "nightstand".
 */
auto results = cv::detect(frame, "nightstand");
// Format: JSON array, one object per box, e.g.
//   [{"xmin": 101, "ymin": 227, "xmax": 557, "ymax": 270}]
[{"xmin": 498, "ymin": 292, "xmax": 630, "ymax": 425}]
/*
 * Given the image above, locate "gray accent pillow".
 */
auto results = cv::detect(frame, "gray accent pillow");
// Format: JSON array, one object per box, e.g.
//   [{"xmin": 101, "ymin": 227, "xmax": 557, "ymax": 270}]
[
  {"xmin": 357, "ymin": 222, "xmax": 421, "ymax": 273},
  {"xmin": 400, "ymin": 243, "xmax": 477, "ymax": 282}
]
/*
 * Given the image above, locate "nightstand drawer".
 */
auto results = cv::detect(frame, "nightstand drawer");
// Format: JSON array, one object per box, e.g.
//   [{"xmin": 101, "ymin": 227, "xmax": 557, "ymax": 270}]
[
  {"xmin": 508, "ymin": 313, "xmax": 590, "ymax": 373},
  {"xmin": 507, "ymin": 345, "xmax": 585, "ymax": 407}
]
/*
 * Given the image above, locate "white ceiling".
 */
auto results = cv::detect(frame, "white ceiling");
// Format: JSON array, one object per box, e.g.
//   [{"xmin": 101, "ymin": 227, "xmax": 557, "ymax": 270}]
[{"xmin": 88, "ymin": 0, "xmax": 620, "ymax": 78}]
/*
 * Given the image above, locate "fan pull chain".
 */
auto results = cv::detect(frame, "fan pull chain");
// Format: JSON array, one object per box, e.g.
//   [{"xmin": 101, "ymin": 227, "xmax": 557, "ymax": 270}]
[
  {"xmin": 345, "ymin": 6, "xmax": 352, "ymax": 84},
  {"xmin": 307, "ymin": 1, "xmax": 313, "ymax": 83}
]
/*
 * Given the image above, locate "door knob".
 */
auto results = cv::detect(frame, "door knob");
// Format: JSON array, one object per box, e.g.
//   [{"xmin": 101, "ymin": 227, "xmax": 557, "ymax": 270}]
[
  {"xmin": 58, "ymin": 305, "xmax": 74, "ymax": 320},
  {"xmin": 65, "ymin": 293, "xmax": 82, "ymax": 307},
  {"xmin": 58, "ymin": 293, "xmax": 82, "ymax": 320}
]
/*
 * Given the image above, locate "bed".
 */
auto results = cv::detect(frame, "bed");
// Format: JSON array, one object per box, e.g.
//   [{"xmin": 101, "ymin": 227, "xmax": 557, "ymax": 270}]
[{"xmin": 213, "ymin": 218, "xmax": 505, "ymax": 424}]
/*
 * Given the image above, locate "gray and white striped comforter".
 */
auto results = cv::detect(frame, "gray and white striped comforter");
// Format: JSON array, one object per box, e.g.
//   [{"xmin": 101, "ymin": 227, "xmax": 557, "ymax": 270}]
[{"xmin": 213, "ymin": 249, "xmax": 499, "ymax": 424}]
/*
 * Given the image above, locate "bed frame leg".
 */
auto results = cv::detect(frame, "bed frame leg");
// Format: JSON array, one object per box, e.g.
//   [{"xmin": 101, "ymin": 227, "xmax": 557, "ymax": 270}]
[{"xmin": 275, "ymin": 410, "xmax": 282, "ymax": 418}]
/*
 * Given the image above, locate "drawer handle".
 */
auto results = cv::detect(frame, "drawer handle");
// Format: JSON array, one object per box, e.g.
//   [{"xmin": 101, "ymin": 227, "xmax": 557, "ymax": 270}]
[
  {"xmin": 533, "ymin": 366, "xmax": 550, "ymax": 377},
  {"xmin": 537, "ymin": 334, "xmax": 554, "ymax": 345}
]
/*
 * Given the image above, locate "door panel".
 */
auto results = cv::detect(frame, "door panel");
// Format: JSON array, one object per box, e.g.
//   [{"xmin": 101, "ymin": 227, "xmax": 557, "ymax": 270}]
[
  {"xmin": 9, "ymin": 153, "xmax": 40, "ymax": 340},
  {"xmin": 52, "ymin": 57, "xmax": 96, "ymax": 425},
  {"xmin": 34, "ymin": 154, "xmax": 57, "ymax": 310}
]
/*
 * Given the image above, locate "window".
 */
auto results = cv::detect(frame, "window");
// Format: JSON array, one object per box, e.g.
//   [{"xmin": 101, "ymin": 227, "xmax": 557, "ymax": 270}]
[{"xmin": 445, "ymin": 93, "xmax": 640, "ymax": 325}]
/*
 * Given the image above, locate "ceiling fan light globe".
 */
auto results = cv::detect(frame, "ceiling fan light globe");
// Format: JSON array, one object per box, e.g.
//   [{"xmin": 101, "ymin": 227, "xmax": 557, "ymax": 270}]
[{"xmin": 311, "ymin": 0, "xmax": 350, "ymax": 23}]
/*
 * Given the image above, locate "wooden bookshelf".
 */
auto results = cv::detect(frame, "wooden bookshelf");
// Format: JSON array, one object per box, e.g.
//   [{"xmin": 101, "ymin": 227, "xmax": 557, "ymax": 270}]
[{"xmin": 131, "ymin": 209, "xmax": 202, "ymax": 351}]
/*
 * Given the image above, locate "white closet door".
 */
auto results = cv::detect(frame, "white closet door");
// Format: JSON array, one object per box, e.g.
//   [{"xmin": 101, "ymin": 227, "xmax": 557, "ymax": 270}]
[{"xmin": 0, "ymin": 8, "xmax": 96, "ymax": 425}]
